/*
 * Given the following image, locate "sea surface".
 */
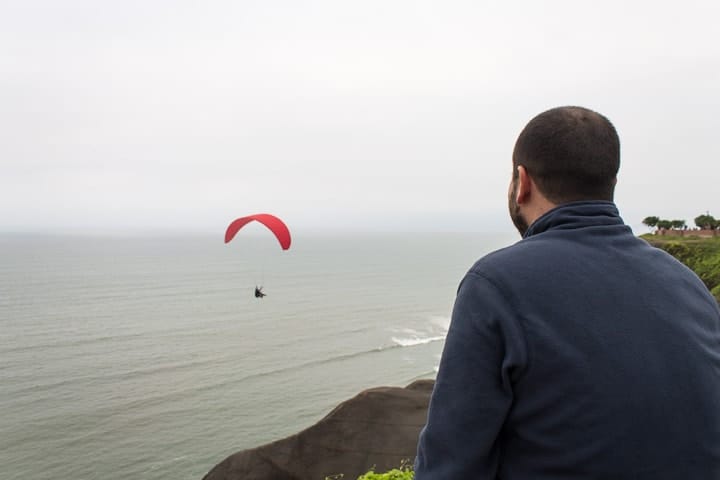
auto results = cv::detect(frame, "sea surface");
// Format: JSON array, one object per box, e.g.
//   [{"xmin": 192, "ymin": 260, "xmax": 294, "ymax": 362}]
[{"xmin": 0, "ymin": 231, "xmax": 516, "ymax": 480}]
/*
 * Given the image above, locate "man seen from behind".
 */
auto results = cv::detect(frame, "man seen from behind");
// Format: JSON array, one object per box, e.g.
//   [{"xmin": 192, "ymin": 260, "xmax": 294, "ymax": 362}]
[{"xmin": 414, "ymin": 106, "xmax": 720, "ymax": 479}]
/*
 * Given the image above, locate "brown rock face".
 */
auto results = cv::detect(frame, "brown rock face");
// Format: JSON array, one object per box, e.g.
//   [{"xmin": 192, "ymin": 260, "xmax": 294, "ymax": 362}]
[{"xmin": 203, "ymin": 379, "xmax": 434, "ymax": 480}]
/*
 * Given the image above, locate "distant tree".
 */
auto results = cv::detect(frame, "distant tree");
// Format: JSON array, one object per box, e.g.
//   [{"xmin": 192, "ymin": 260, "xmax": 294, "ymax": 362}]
[
  {"xmin": 671, "ymin": 219, "xmax": 686, "ymax": 230},
  {"xmin": 695, "ymin": 214, "xmax": 718, "ymax": 230},
  {"xmin": 656, "ymin": 219, "xmax": 673, "ymax": 230},
  {"xmin": 642, "ymin": 216, "xmax": 660, "ymax": 230}
]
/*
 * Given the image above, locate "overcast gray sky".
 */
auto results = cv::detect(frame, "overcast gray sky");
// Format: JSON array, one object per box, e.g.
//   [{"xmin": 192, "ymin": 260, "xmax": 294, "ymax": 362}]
[{"xmin": 2, "ymin": 0, "xmax": 718, "ymax": 235}]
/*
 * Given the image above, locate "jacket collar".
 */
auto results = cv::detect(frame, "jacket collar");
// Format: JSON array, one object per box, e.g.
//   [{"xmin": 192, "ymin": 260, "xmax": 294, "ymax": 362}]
[{"xmin": 523, "ymin": 201, "xmax": 624, "ymax": 238}]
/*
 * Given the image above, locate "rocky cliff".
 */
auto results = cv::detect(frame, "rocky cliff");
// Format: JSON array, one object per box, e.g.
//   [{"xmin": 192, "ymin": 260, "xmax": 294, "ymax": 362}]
[{"xmin": 203, "ymin": 379, "xmax": 434, "ymax": 480}]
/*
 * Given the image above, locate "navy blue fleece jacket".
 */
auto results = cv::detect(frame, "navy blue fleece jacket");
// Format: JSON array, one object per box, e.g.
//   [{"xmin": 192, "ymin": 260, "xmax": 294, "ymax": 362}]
[{"xmin": 415, "ymin": 201, "xmax": 720, "ymax": 479}]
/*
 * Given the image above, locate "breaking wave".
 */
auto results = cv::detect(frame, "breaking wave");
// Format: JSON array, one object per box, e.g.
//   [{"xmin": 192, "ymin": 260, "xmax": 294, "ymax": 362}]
[
  {"xmin": 391, "ymin": 335, "xmax": 445, "ymax": 347},
  {"xmin": 389, "ymin": 315, "xmax": 449, "ymax": 348}
]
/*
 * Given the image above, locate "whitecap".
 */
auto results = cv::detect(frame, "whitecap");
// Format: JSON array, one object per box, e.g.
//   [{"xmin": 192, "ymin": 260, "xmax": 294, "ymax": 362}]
[{"xmin": 391, "ymin": 335, "xmax": 445, "ymax": 347}]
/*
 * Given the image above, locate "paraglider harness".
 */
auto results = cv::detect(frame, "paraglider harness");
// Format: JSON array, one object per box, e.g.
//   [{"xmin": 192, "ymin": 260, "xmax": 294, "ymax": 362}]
[{"xmin": 254, "ymin": 286, "xmax": 266, "ymax": 298}]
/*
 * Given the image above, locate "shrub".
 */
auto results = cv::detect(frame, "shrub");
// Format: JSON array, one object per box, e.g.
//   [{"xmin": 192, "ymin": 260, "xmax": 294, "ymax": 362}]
[{"xmin": 356, "ymin": 466, "xmax": 414, "ymax": 480}]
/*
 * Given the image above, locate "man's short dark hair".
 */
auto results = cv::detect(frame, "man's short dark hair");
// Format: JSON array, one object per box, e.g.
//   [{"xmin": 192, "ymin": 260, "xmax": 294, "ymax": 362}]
[{"xmin": 512, "ymin": 106, "xmax": 620, "ymax": 203}]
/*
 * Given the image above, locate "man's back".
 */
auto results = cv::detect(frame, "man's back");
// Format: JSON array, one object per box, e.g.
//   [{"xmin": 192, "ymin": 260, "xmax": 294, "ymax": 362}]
[{"xmin": 415, "ymin": 202, "xmax": 720, "ymax": 479}]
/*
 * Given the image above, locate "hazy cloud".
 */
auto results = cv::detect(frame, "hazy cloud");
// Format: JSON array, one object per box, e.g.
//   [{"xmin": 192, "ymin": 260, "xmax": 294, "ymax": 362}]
[{"xmin": 2, "ymin": 0, "xmax": 719, "ymax": 234}]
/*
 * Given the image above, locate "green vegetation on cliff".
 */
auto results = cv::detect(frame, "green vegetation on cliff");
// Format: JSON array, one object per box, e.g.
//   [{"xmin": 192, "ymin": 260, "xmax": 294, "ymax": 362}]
[
  {"xmin": 641, "ymin": 234, "xmax": 720, "ymax": 302},
  {"xmin": 356, "ymin": 466, "xmax": 414, "ymax": 480},
  {"xmin": 326, "ymin": 462, "xmax": 415, "ymax": 480}
]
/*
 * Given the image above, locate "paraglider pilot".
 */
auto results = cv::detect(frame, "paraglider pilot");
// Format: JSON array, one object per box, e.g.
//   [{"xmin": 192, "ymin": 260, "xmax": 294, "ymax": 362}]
[{"xmin": 254, "ymin": 286, "xmax": 266, "ymax": 298}]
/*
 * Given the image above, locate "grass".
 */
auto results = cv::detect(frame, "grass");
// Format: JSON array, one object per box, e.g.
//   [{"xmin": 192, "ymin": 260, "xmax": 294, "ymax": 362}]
[
  {"xmin": 325, "ymin": 461, "xmax": 414, "ymax": 480},
  {"xmin": 356, "ymin": 466, "xmax": 414, "ymax": 480}
]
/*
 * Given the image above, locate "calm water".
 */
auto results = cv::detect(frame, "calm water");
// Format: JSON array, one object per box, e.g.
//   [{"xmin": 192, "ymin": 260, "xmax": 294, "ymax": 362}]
[{"xmin": 0, "ymin": 231, "xmax": 515, "ymax": 480}]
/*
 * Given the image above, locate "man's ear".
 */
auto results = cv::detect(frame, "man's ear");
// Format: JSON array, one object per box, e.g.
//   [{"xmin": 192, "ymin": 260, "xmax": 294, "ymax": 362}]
[{"xmin": 515, "ymin": 165, "xmax": 532, "ymax": 205}]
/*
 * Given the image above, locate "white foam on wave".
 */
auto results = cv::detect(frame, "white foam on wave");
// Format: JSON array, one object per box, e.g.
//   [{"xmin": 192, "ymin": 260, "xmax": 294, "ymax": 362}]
[
  {"xmin": 389, "ymin": 327, "xmax": 422, "ymax": 336},
  {"xmin": 387, "ymin": 314, "xmax": 450, "ymax": 348},
  {"xmin": 391, "ymin": 335, "xmax": 445, "ymax": 347}
]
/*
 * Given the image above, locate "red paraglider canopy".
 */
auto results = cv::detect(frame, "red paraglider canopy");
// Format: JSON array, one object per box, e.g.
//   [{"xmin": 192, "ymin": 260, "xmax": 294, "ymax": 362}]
[{"xmin": 224, "ymin": 213, "xmax": 291, "ymax": 250}]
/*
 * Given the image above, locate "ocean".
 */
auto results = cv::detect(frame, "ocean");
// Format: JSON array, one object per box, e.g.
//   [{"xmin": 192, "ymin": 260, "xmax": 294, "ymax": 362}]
[{"xmin": 0, "ymin": 231, "xmax": 516, "ymax": 480}]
